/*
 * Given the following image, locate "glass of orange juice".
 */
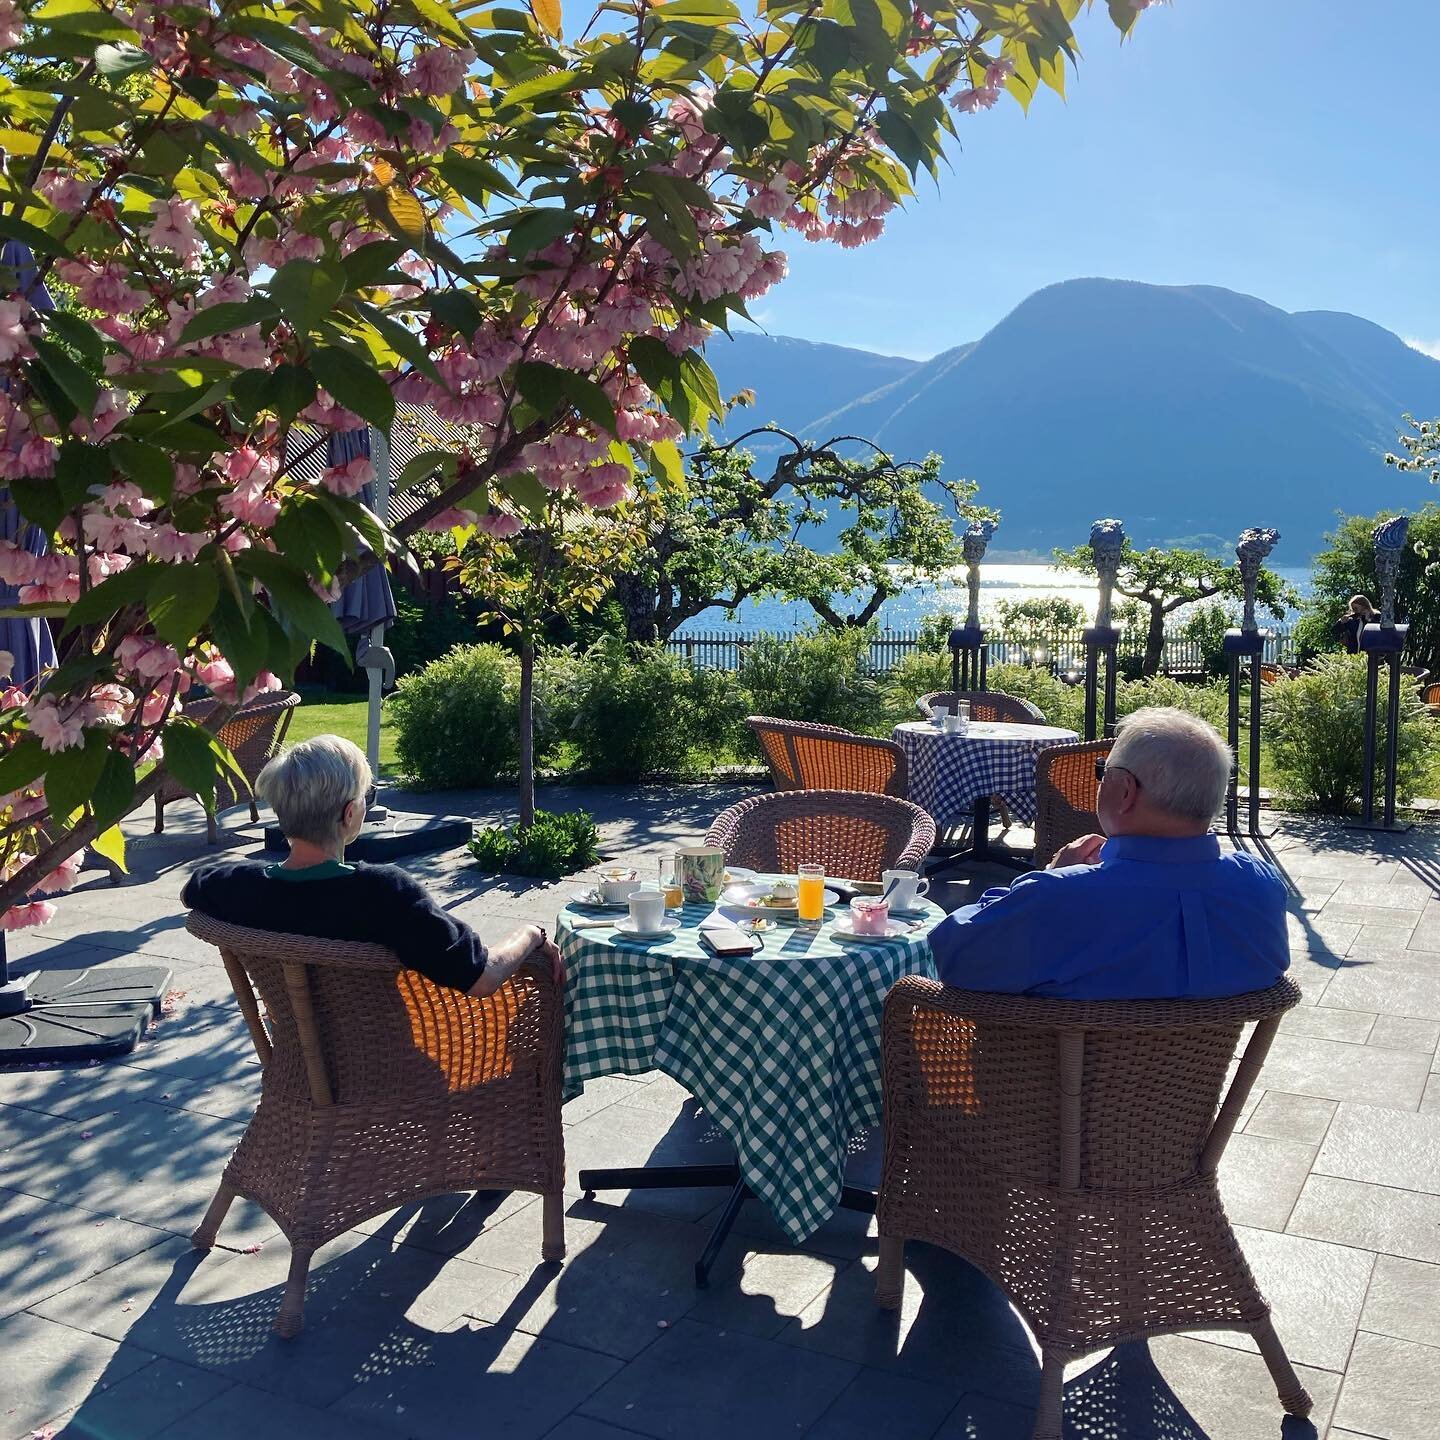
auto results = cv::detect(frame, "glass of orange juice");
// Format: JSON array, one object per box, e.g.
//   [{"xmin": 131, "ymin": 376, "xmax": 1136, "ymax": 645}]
[
  {"xmin": 659, "ymin": 855, "xmax": 684, "ymax": 909},
  {"xmin": 796, "ymin": 863, "xmax": 826, "ymax": 925}
]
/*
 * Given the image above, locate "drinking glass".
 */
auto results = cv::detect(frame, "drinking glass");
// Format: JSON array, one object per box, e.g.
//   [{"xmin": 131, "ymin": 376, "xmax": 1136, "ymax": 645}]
[
  {"xmin": 796, "ymin": 863, "xmax": 826, "ymax": 924},
  {"xmin": 955, "ymin": 700, "xmax": 971, "ymax": 731},
  {"xmin": 659, "ymin": 855, "xmax": 683, "ymax": 909}
]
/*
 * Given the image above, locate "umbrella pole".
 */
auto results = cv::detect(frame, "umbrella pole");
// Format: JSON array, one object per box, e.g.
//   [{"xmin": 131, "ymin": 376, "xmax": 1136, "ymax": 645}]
[{"xmin": 365, "ymin": 426, "xmax": 391, "ymax": 818}]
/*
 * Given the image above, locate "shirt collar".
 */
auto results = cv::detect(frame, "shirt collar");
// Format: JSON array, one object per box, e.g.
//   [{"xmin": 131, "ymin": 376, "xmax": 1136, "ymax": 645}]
[{"xmin": 1100, "ymin": 833, "xmax": 1221, "ymax": 864}]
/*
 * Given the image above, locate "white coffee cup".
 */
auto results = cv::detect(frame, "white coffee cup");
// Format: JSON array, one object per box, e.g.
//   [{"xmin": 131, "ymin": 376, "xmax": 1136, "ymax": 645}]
[
  {"xmin": 882, "ymin": 869, "xmax": 930, "ymax": 912},
  {"xmin": 627, "ymin": 888, "xmax": 667, "ymax": 932},
  {"xmin": 942, "ymin": 712, "xmax": 962, "ymax": 734},
  {"xmin": 599, "ymin": 868, "xmax": 640, "ymax": 904},
  {"xmin": 932, "ymin": 703, "xmax": 950, "ymax": 726}
]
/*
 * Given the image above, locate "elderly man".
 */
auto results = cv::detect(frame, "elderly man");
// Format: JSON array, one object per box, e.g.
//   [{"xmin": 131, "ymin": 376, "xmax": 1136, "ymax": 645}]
[
  {"xmin": 928, "ymin": 707, "xmax": 1288, "ymax": 999},
  {"xmin": 184, "ymin": 734, "xmax": 561, "ymax": 995}
]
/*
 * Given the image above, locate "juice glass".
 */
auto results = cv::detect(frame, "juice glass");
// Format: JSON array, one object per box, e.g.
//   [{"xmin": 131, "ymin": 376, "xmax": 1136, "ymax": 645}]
[
  {"xmin": 658, "ymin": 855, "xmax": 684, "ymax": 909},
  {"xmin": 796, "ymin": 863, "xmax": 826, "ymax": 924}
]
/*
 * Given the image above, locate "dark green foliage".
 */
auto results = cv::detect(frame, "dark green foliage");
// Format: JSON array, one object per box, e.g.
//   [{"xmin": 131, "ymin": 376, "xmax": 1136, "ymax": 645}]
[
  {"xmin": 467, "ymin": 810, "xmax": 601, "ymax": 879},
  {"xmin": 738, "ymin": 628, "xmax": 884, "ymax": 735}
]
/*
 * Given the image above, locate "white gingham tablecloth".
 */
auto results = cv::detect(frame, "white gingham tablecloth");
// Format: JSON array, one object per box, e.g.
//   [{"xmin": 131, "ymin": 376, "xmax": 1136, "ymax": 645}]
[
  {"xmin": 559, "ymin": 889, "xmax": 942, "ymax": 1242},
  {"xmin": 893, "ymin": 719, "xmax": 1079, "ymax": 827}
]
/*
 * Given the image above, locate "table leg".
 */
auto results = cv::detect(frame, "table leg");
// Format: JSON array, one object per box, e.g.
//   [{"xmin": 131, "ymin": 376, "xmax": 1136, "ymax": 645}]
[{"xmin": 696, "ymin": 1179, "xmax": 749, "ymax": 1287}]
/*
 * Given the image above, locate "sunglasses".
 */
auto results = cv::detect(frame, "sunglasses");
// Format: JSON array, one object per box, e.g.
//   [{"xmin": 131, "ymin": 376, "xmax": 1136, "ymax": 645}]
[
  {"xmin": 342, "ymin": 783, "xmax": 378, "ymax": 821},
  {"xmin": 1094, "ymin": 759, "xmax": 1140, "ymax": 789}
]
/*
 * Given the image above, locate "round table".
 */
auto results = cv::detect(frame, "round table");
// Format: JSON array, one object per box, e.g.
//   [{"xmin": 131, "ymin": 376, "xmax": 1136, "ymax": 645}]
[
  {"xmin": 893, "ymin": 718, "xmax": 1079, "ymax": 830},
  {"xmin": 558, "ymin": 884, "xmax": 943, "ymax": 1246}
]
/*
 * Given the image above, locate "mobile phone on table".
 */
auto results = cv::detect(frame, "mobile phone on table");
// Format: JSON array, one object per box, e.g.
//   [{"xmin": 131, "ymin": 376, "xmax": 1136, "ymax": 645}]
[{"xmin": 698, "ymin": 920, "xmax": 760, "ymax": 957}]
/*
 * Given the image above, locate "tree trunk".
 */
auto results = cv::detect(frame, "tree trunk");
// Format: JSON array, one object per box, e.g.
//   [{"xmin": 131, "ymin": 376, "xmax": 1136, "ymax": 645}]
[
  {"xmin": 613, "ymin": 575, "xmax": 660, "ymax": 643},
  {"xmin": 1143, "ymin": 603, "xmax": 1166, "ymax": 678},
  {"xmin": 518, "ymin": 635, "xmax": 536, "ymax": 829}
]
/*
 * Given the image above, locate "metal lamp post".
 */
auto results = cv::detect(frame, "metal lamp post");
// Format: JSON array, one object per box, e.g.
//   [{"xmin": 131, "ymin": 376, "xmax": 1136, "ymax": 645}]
[{"xmin": 1083, "ymin": 519, "xmax": 1125, "ymax": 740}]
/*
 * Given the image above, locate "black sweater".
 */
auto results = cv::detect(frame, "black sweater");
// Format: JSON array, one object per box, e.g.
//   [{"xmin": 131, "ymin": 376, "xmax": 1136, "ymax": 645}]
[{"xmin": 182, "ymin": 859, "xmax": 489, "ymax": 993}]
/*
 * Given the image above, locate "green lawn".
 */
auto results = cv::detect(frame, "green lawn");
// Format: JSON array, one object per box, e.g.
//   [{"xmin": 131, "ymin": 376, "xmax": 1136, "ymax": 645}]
[{"xmin": 287, "ymin": 692, "xmax": 401, "ymax": 779}]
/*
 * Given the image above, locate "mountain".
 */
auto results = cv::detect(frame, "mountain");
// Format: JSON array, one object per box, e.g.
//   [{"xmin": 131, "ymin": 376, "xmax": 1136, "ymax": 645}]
[{"xmin": 705, "ymin": 280, "xmax": 1440, "ymax": 557}]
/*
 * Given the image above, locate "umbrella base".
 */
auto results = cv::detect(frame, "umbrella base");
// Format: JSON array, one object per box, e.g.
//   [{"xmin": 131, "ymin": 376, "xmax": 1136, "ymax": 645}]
[
  {"xmin": 0, "ymin": 964, "xmax": 172, "ymax": 1064},
  {"xmin": 264, "ymin": 816, "xmax": 473, "ymax": 862}
]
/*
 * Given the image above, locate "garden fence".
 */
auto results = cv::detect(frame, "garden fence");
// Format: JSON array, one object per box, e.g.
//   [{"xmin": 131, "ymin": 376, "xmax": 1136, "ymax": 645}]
[{"xmin": 666, "ymin": 626, "xmax": 1299, "ymax": 675}]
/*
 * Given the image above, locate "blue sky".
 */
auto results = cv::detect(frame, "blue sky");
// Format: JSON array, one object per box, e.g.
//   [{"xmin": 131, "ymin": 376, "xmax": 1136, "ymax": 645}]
[{"xmin": 745, "ymin": 0, "xmax": 1440, "ymax": 361}]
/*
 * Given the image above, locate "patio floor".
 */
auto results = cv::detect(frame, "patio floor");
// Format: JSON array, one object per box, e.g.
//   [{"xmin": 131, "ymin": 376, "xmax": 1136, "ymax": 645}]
[{"xmin": 2, "ymin": 782, "xmax": 1438, "ymax": 1440}]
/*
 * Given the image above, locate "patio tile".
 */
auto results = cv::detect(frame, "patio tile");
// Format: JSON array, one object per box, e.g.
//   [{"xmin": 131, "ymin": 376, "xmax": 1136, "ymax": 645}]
[
  {"xmin": 578, "ymin": 1317, "xmax": 858, "ymax": 1440},
  {"xmin": 1352, "ymin": 921, "xmax": 1425, "ymax": 955},
  {"xmin": 1288, "ymin": 1176, "xmax": 1440, "ymax": 1264},
  {"xmin": 1286, "ymin": 913, "xmax": 1361, "ymax": 955},
  {"xmin": 1405, "ymin": 904, "xmax": 1440, "ymax": 953},
  {"xmin": 1315, "ymin": 1105, "xmax": 1440, "ymax": 1194},
  {"xmin": 52, "ymin": 1354, "xmax": 234, "ymax": 1440},
  {"xmin": 1321, "ymin": 959, "xmax": 1440, "ymax": 1020},
  {"xmin": 1256, "ymin": 1033, "xmax": 1430, "ymax": 1109},
  {"xmin": 152, "ymin": 1382, "xmax": 398, "ymax": 1440},
  {"xmin": 544, "ymin": 1420, "xmax": 654, "ymax": 1440},
  {"xmin": 0, "ymin": 1063, "xmax": 192, "ymax": 1125},
  {"xmin": 802, "ymin": 1366, "xmax": 963, "ymax": 1440},
  {"xmin": 929, "ymin": 1391, "xmax": 1032, "ymax": 1439},
  {"xmin": 1217, "ymin": 1133, "xmax": 1316, "ymax": 1231},
  {"xmin": 1330, "ymin": 882, "xmax": 1430, "ymax": 913},
  {"xmin": 1280, "ymin": 1006, "xmax": 1375, "ymax": 1044},
  {"xmin": 1244, "ymin": 1091, "xmax": 1337, "ymax": 1145},
  {"xmin": 1204, "ymin": 1227, "xmax": 1374, "ymax": 1372},
  {"xmin": 0, "ymin": 1311, "xmax": 153, "ymax": 1440},
  {"xmin": 684, "ymin": 1246, "xmax": 845, "ymax": 1340},
  {"xmin": 355, "ymin": 1188, "xmax": 544, "ymax": 1265},
  {"xmin": 1421, "ymin": 1074, "xmax": 1440, "ymax": 1114},
  {"xmin": 1360, "ymin": 1256, "xmax": 1440, "ymax": 1350},
  {"xmin": 333, "ymin": 1318, "xmax": 624, "ymax": 1439},
  {"xmin": 1332, "ymin": 1331, "xmax": 1440, "ymax": 1440},
  {"xmin": 1367, "ymin": 1016, "xmax": 1440, "ymax": 1054},
  {"xmin": 0, "ymin": 1187, "xmax": 171, "ymax": 1319}
]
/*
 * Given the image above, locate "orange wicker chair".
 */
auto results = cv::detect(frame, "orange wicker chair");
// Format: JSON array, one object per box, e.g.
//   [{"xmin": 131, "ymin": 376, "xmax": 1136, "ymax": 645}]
[
  {"xmin": 154, "ymin": 690, "xmax": 301, "ymax": 842},
  {"xmin": 1424, "ymin": 681, "xmax": 1440, "ymax": 716},
  {"xmin": 705, "ymin": 789, "xmax": 936, "ymax": 882},
  {"xmin": 874, "ymin": 976, "xmax": 1309, "ymax": 1440},
  {"xmin": 1032, "ymin": 738, "xmax": 1111, "ymax": 868},
  {"xmin": 186, "ymin": 913, "xmax": 566, "ymax": 1338},
  {"xmin": 746, "ymin": 716, "xmax": 908, "ymax": 798},
  {"xmin": 916, "ymin": 690, "xmax": 1046, "ymax": 724}
]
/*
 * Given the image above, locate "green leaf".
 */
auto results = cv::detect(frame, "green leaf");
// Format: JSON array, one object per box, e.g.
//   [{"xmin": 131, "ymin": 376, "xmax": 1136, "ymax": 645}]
[
  {"xmin": 309, "ymin": 346, "xmax": 395, "ymax": 431},
  {"xmin": 147, "ymin": 564, "xmax": 219, "ymax": 649},
  {"xmin": 177, "ymin": 298, "xmax": 279, "ymax": 346},
  {"xmin": 237, "ymin": 549, "xmax": 351, "ymax": 662},
  {"xmin": 94, "ymin": 40, "xmax": 154, "ymax": 77},
  {"xmin": 0, "ymin": 213, "xmax": 67, "ymax": 258},
  {"xmin": 30, "ymin": 335, "xmax": 99, "ymax": 419},
  {"xmin": 43, "ymin": 729, "xmax": 111, "ymax": 825},
  {"xmin": 516, "ymin": 361, "xmax": 617, "ymax": 434},
  {"xmin": 428, "ymin": 290, "xmax": 488, "ymax": 341},
  {"xmin": 628, "ymin": 335, "xmax": 683, "ymax": 395},
  {"xmin": 440, "ymin": 153, "xmax": 520, "ymax": 203},
  {"xmin": 262, "ymin": 363, "xmax": 318, "ymax": 422},
  {"xmin": 649, "ymin": 438, "xmax": 684, "ymax": 488},
  {"xmin": 679, "ymin": 349, "xmax": 723, "ymax": 425},
  {"xmin": 54, "ymin": 438, "xmax": 111, "ymax": 509},
  {"xmin": 267, "ymin": 258, "xmax": 346, "ymax": 336},
  {"xmin": 209, "ymin": 589, "xmax": 268, "ymax": 692},
  {"xmin": 91, "ymin": 820, "xmax": 127, "ymax": 875},
  {"xmin": 395, "ymin": 448, "xmax": 458, "ymax": 491},
  {"xmin": 61, "ymin": 560, "xmax": 157, "ymax": 634},
  {"xmin": 109, "ymin": 438, "xmax": 175, "ymax": 501},
  {"xmin": 495, "ymin": 69, "xmax": 587, "ymax": 112},
  {"xmin": 340, "ymin": 239, "xmax": 407, "ymax": 290},
  {"xmin": 656, "ymin": 0, "xmax": 740, "ymax": 17},
  {"xmin": 505, "ymin": 208, "xmax": 577, "ymax": 260},
  {"xmin": 0, "ymin": 737, "xmax": 50, "ymax": 795},
  {"xmin": 497, "ymin": 470, "xmax": 548, "ymax": 520},
  {"xmin": 160, "ymin": 720, "xmax": 218, "ymax": 811},
  {"xmin": 91, "ymin": 753, "xmax": 135, "ymax": 834},
  {"xmin": 271, "ymin": 494, "xmax": 345, "ymax": 576},
  {"xmin": 353, "ymin": 302, "xmax": 443, "ymax": 385}
]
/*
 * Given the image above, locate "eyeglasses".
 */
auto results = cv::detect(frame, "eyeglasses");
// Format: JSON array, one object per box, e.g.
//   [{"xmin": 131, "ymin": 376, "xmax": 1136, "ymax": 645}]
[
  {"xmin": 342, "ymin": 783, "xmax": 377, "ymax": 821},
  {"xmin": 1094, "ymin": 759, "xmax": 1140, "ymax": 789}
]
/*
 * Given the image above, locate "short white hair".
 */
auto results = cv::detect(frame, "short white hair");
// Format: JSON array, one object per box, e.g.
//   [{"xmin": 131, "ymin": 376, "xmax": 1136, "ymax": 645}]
[
  {"xmin": 256, "ymin": 734, "xmax": 371, "ymax": 846},
  {"xmin": 1108, "ymin": 707, "xmax": 1231, "ymax": 826}
]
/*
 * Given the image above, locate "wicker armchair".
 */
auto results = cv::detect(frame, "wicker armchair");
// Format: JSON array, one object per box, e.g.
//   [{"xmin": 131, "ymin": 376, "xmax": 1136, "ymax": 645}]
[
  {"xmin": 746, "ymin": 716, "xmax": 908, "ymax": 798},
  {"xmin": 916, "ymin": 690, "xmax": 1046, "ymax": 724},
  {"xmin": 705, "ymin": 789, "xmax": 935, "ymax": 882},
  {"xmin": 1424, "ymin": 681, "xmax": 1440, "ymax": 716},
  {"xmin": 154, "ymin": 690, "xmax": 300, "ymax": 842},
  {"xmin": 1032, "ymin": 738, "xmax": 1111, "ymax": 868},
  {"xmin": 186, "ymin": 913, "xmax": 566, "ymax": 1337},
  {"xmin": 874, "ymin": 976, "xmax": 1308, "ymax": 1440}
]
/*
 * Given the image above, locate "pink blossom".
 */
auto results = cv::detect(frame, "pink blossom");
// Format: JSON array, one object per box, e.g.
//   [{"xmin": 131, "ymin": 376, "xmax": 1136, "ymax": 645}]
[
  {"xmin": 0, "ymin": 542, "xmax": 38, "ymax": 588},
  {"xmin": 216, "ymin": 162, "xmax": 270, "ymax": 200},
  {"xmin": 423, "ymin": 506, "xmax": 477, "ymax": 532},
  {"xmin": 574, "ymin": 463, "xmax": 632, "ymax": 509},
  {"xmin": 984, "ymin": 58, "xmax": 1015, "ymax": 89},
  {"xmin": 116, "ymin": 635, "xmax": 183, "ymax": 681},
  {"xmin": 196, "ymin": 656, "xmax": 236, "ymax": 699},
  {"xmin": 82, "ymin": 684, "xmax": 133, "ymax": 724},
  {"xmin": 476, "ymin": 510, "xmax": 522, "ymax": 539},
  {"xmin": 148, "ymin": 198, "xmax": 202, "ymax": 263},
  {"xmin": 36, "ymin": 169, "xmax": 88, "ymax": 214},
  {"xmin": 320, "ymin": 456, "xmax": 375, "ymax": 498},
  {"xmin": 241, "ymin": 671, "xmax": 282, "ymax": 704},
  {"xmin": 950, "ymin": 86, "xmax": 1001, "ymax": 114},
  {"xmin": 0, "ymin": 301, "xmax": 31, "ymax": 363},
  {"xmin": 745, "ymin": 177, "xmax": 793, "ymax": 222},
  {"xmin": 16, "ymin": 438, "xmax": 54, "ymax": 477},
  {"xmin": 36, "ymin": 851, "xmax": 85, "ymax": 895},
  {"xmin": 145, "ymin": 525, "xmax": 205, "ymax": 563},
  {"xmin": 0, "ymin": 0, "xmax": 22, "ymax": 48},
  {"xmin": 26, "ymin": 695, "xmax": 86, "ymax": 754},
  {"xmin": 57, "ymin": 260, "xmax": 148, "ymax": 316},
  {"xmin": 407, "ymin": 45, "xmax": 474, "ymax": 97},
  {"xmin": 1, "ymin": 901, "xmax": 56, "ymax": 931}
]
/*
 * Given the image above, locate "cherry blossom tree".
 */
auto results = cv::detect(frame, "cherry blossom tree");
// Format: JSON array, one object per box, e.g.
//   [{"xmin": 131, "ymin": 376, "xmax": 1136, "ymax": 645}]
[{"xmin": 0, "ymin": 0, "xmax": 1155, "ymax": 924}]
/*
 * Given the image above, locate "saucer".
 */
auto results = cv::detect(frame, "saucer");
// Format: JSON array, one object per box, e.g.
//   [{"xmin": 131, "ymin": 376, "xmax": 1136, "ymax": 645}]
[
  {"xmin": 612, "ymin": 916, "xmax": 682, "ymax": 941},
  {"xmin": 571, "ymin": 887, "xmax": 635, "ymax": 911},
  {"xmin": 830, "ymin": 914, "xmax": 917, "ymax": 942}
]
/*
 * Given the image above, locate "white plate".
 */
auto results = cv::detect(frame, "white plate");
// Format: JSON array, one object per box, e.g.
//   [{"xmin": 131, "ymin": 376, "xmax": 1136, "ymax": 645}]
[
  {"xmin": 611, "ymin": 916, "xmax": 682, "ymax": 941},
  {"xmin": 830, "ymin": 914, "xmax": 918, "ymax": 943},
  {"xmin": 722, "ymin": 881, "xmax": 842, "ymax": 915},
  {"xmin": 723, "ymin": 867, "xmax": 757, "ymax": 884},
  {"xmin": 571, "ymin": 887, "xmax": 634, "ymax": 911}
]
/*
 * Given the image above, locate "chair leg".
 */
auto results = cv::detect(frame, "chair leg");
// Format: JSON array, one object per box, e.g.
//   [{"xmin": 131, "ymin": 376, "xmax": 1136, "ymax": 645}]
[
  {"xmin": 273, "ymin": 1245, "xmax": 314, "ymax": 1339},
  {"xmin": 206, "ymin": 811, "xmax": 218, "ymax": 844},
  {"xmin": 250, "ymin": 801, "xmax": 259, "ymax": 824},
  {"xmin": 541, "ymin": 1191, "xmax": 566, "ymax": 1262},
  {"xmin": 874, "ymin": 1234, "xmax": 905, "ymax": 1310},
  {"xmin": 154, "ymin": 795, "xmax": 165, "ymax": 834},
  {"xmin": 190, "ymin": 1181, "xmax": 236, "ymax": 1249},
  {"xmin": 1253, "ymin": 1316, "xmax": 1313, "ymax": 1417},
  {"xmin": 1031, "ymin": 1350, "xmax": 1065, "ymax": 1440}
]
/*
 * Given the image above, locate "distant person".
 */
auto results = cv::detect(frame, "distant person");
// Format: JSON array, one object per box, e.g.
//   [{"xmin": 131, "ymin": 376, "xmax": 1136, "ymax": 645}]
[
  {"xmin": 184, "ymin": 735, "xmax": 562, "ymax": 995},
  {"xmin": 928, "ymin": 707, "xmax": 1288, "ymax": 999},
  {"xmin": 1332, "ymin": 595, "xmax": 1376, "ymax": 654}
]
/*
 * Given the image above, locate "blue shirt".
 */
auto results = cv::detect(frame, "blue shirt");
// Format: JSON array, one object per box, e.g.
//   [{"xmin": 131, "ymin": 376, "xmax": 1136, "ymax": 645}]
[{"xmin": 929, "ymin": 833, "xmax": 1289, "ymax": 999}]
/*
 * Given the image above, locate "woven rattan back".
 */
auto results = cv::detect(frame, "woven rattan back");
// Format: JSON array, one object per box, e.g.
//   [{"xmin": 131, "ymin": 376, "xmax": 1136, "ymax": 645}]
[
  {"xmin": 1032, "ymin": 738, "xmax": 1111, "ymax": 867},
  {"xmin": 157, "ymin": 690, "xmax": 300, "ymax": 812},
  {"xmin": 1424, "ymin": 682, "xmax": 1440, "ymax": 708},
  {"xmin": 706, "ymin": 789, "xmax": 935, "ymax": 882},
  {"xmin": 917, "ymin": 691, "xmax": 1046, "ymax": 725},
  {"xmin": 746, "ymin": 716, "xmax": 908, "ymax": 798}
]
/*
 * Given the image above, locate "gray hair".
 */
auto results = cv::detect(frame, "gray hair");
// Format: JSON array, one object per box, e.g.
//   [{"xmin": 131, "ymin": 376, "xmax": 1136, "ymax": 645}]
[
  {"xmin": 1108, "ymin": 707, "xmax": 1231, "ymax": 826},
  {"xmin": 256, "ymin": 734, "xmax": 371, "ymax": 846}
]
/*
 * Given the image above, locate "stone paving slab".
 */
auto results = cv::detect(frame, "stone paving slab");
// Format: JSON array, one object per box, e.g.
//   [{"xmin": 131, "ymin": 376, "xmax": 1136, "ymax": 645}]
[{"xmin": 2, "ymin": 793, "xmax": 1439, "ymax": 1439}]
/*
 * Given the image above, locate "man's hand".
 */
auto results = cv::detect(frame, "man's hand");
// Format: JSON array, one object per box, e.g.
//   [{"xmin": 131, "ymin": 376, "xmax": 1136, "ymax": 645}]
[
  {"xmin": 537, "ymin": 937, "xmax": 565, "ymax": 987},
  {"xmin": 1048, "ymin": 833, "xmax": 1106, "ymax": 870}
]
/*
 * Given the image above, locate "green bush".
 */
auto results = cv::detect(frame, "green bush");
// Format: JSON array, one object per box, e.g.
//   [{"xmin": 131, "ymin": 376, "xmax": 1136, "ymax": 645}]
[
  {"xmin": 388, "ymin": 591, "xmax": 491, "ymax": 680},
  {"xmin": 985, "ymin": 663, "xmax": 1086, "ymax": 734},
  {"xmin": 388, "ymin": 643, "xmax": 527, "ymax": 789},
  {"xmin": 881, "ymin": 647, "xmax": 955, "ymax": 728},
  {"xmin": 468, "ymin": 809, "xmax": 601, "ymax": 878},
  {"xmin": 1264, "ymin": 653, "xmax": 1437, "ymax": 813},
  {"xmin": 566, "ymin": 639, "xmax": 746, "ymax": 779},
  {"xmin": 1115, "ymin": 674, "xmax": 1229, "ymax": 730},
  {"xmin": 738, "ymin": 628, "xmax": 884, "ymax": 735}
]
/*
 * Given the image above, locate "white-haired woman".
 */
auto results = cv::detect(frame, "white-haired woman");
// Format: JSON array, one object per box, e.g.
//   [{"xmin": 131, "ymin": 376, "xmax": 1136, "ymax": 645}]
[{"xmin": 183, "ymin": 734, "xmax": 561, "ymax": 994}]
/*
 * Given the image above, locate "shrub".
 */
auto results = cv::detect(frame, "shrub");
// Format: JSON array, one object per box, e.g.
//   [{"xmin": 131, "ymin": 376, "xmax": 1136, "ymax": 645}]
[
  {"xmin": 387, "ymin": 644, "xmax": 525, "ymax": 789},
  {"xmin": 985, "ymin": 663, "xmax": 1087, "ymax": 734},
  {"xmin": 1115, "ymin": 674, "xmax": 1230, "ymax": 731},
  {"xmin": 388, "ymin": 591, "xmax": 491, "ymax": 680},
  {"xmin": 566, "ymin": 640, "xmax": 746, "ymax": 779},
  {"xmin": 1179, "ymin": 602, "xmax": 1235, "ymax": 678},
  {"xmin": 1264, "ymin": 653, "xmax": 1437, "ymax": 813},
  {"xmin": 468, "ymin": 809, "xmax": 601, "ymax": 878},
  {"xmin": 739, "ymin": 628, "xmax": 884, "ymax": 735},
  {"xmin": 881, "ymin": 647, "xmax": 955, "ymax": 728}
]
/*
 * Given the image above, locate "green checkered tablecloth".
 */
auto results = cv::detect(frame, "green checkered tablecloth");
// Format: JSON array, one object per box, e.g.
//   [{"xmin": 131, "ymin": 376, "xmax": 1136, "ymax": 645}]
[{"xmin": 559, "ymin": 889, "xmax": 943, "ymax": 1243}]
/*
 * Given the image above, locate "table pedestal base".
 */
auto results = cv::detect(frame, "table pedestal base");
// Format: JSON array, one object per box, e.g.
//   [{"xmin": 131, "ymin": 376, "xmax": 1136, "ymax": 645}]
[
  {"xmin": 578, "ymin": 1162, "xmax": 878, "ymax": 1287},
  {"xmin": 925, "ymin": 798, "xmax": 1033, "ymax": 875}
]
